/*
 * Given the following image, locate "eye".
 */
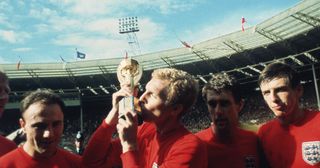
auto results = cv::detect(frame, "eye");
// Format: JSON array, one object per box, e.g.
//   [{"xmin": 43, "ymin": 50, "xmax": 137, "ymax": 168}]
[
  {"xmin": 32, "ymin": 123, "xmax": 47, "ymax": 130},
  {"xmin": 53, "ymin": 121, "xmax": 62, "ymax": 128},
  {"xmin": 207, "ymin": 100, "xmax": 217, "ymax": 108},
  {"xmin": 262, "ymin": 90, "xmax": 270, "ymax": 96}
]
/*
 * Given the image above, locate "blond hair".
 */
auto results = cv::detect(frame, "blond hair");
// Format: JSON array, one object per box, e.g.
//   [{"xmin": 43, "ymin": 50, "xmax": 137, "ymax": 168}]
[{"xmin": 152, "ymin": 68, "xmax": 199, "ymax": 115}]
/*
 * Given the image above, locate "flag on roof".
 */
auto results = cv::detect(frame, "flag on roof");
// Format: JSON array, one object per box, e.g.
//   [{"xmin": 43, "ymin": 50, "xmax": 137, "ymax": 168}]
[
  {"xmin": 180, "ymin": 40, "xmax": 192, "ymax": 48},
  {"xmin": 241, "ymin": 17, "xmax": 246, "ymax": 32},
  {"xmin": 125, "ymin": 51, "xmax": 128, "ymax": 59},
  {"xmin": 60, "ymin": 56, "xmax": 66, "ymax": 62},
  {"xmin": 17, "ymin": 59, "xmax": 21, "ymax": 70},
  {"xmin": 77, "ymin": 51, "xmax": 86, "ymax": 59}
]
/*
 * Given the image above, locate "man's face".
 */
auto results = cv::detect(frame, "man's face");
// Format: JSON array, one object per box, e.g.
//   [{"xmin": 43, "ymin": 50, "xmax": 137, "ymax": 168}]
[
  {"xmin": 20, "ymin": 102, "xmax": 64, "ymax": 157},
  {"xmin": 260, "ymin": 77, "xmax": 302, "ymax": 122},
  {"xmin": 0, "ymin": 80, "xmax": 10, "ymax": 117},
  {"xmin": 206, "ymin": 90, "xmax": 242, "ymax": 133},
  {"xmin": 139, "ymin": 78, "xmax": 172, "ymax": 123}
]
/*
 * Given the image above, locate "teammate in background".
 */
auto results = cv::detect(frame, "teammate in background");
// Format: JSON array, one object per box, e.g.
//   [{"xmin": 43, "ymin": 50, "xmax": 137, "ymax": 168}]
[
  {"xmin": 0, "ymin": 89, "xmax": 81, "ymax": 167},
  {"xmin": 82, "ymin": 68, "xmax": 207, "ymax": 168},
  {"xmin": 196, "ymin": 73, "xmax": 264, "ymax": 168},
  {"xmin": 75, "ymin": 131, "xmax": 84, "ymax": 155},
  {"xmin": 258, "ymin": 62, "xmax": 320, "ymax": 167},
  {"xmin": 0, "ymin": 71, "xmax": 17, "ymax": 156}
]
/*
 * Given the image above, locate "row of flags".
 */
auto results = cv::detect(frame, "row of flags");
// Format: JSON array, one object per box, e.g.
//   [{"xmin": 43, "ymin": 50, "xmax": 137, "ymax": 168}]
[
  {"xmin": 15, "ymin": 16, "xmax": 248, "ymax": 70},
  {"xmin": 16, "ymin": 50, "xmax": 86, "ymax": 70}
]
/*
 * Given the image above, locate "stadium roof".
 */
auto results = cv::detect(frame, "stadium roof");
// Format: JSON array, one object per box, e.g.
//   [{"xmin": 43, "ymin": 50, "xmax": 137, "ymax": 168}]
[{"xmin": 1, "ymin": 0, "xmax": 319, "ymax": 98}]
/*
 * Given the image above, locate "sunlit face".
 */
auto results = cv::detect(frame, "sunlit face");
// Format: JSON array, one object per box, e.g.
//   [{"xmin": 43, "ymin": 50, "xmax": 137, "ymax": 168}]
[
  {"xmin": 139, "ymin": 78, "xmax": 172, "ymax": 123},
  {"xmin": 20, "ymin": 102, "xmax": 64, "ymax": 157},
  {"xmin": 260, "ymin": 77, "xmax": 302, "ymax": 122},
  {"xmin": 0, "ymin": 80, "xmax": 10, "ymax": 117},
  {"xmin": 206, "ymin": 90, "xmax": 242, "ymax": 133}
]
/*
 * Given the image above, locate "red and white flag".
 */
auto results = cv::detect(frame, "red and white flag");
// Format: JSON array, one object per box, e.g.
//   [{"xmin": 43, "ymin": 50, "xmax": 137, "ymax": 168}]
[
  {"xmin": 180, "ymin": 40, "xmax": 192, "ymax": 48},
  {"xmin": 17, "ymin": 59, "xmax": 21, "ymax": 70},
  {"xmin": 241, "ymin": 17, "xmax": 246, "ymax": 32}
]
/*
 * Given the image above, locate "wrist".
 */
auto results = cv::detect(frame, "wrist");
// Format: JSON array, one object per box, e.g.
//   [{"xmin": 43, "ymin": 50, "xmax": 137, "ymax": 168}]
[
  {"xmin": 105, "ymin": 108, "xmax": 119, "ymax": 126},
  {"xmin": 122, "ymin": 141, "xmax": 137, "ymax": 153}
]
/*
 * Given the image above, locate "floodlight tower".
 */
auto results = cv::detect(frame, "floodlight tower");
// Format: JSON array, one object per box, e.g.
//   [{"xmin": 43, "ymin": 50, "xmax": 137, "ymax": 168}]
[{"xmin": 119, "ymin": 16, "xmax": 141, "ymax": 56}]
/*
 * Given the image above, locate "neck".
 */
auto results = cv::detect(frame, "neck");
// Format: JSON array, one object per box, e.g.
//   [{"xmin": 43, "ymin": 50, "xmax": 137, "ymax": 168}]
[
  {"xmin": 280, "ymin": 108, "xmax": 304, "ymax": 126},
  {"xmin": 23, "ymin": 142, "xmax": 57, "ymax": 159},
  {"xmin": 155, "ymin": 117, "xmax": 180, "ymax": 135},
  {"xmin": 212, "ymin": 125, "xmax": 237, "ymax": 143}
]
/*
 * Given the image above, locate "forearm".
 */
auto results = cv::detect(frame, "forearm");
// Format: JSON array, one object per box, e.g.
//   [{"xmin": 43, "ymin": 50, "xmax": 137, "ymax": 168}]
[{"xmin": 82, "ymin": 120, "xmax": 117, "ymax": 167}]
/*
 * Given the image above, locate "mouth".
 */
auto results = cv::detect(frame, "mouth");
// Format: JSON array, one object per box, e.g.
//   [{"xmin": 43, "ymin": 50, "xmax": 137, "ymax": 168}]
[
  {"xmin": 272, "ymin": 105, "xmax": 285, "ymax": 111},
  {"xmin": 215, "ymin": 119, "xmax": 228, "ymax": 128}
]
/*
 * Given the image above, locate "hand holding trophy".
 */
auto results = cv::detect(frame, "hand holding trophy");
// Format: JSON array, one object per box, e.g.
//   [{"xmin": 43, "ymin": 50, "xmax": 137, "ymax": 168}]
[{"xmin": 117, "ymin": 58, "xmax": 143, "ymax": 125}]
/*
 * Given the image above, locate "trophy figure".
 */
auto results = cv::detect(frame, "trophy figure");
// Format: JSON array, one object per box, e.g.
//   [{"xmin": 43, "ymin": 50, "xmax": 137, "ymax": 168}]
[{"xmin": 117, "ymin": 58, "xmax": 143, "ymax": 125}]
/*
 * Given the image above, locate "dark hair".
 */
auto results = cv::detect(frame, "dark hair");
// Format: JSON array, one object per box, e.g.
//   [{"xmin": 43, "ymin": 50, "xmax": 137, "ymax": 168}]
[
  {"xmin": 0, "ymin": 71, "xmax": 9, "ymax": 83},
  {"xmin": 202, "ymin": 73, "xmax": 242, "ymax": 103},
  {"xmin": 20, "ymin": 89, "xmax": 65, "ymax": 117},
  {"xmin": 258, "ymin": 62, "xmax": 300, "ymax": 88}
]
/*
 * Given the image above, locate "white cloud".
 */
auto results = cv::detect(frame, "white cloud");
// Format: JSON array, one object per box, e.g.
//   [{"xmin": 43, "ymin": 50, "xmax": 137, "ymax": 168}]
[
  {"xmin": 0, "ymin": 30, "xmax": 31, "ymax": 43},
  {"xmin": 84, "ymin": 18, "xmax": 119, "ymax": 36},
  {"xmin": 29, "ymin": 7, "xmax": 59, "ymax": 20},
  {"xmin": 52, "ymin": 34, "xmax": 128, "ymax": 59},
  {"xmin": 12, "ymin": 48, "xmax": 33, "ymax": 52}
]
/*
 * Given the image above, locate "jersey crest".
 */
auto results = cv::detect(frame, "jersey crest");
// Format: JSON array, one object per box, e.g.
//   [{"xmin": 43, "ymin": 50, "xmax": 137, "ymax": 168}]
[
  {"xmin": 302, "ymin": 141, "xmax": 320, "ymax": 165},
  {"xmin": 244, "ymin": 155, "xmax": 256, "ymax": 168}
]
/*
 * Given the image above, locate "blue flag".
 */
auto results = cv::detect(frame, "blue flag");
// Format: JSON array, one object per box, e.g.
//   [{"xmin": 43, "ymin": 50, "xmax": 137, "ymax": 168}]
[{"xmin": 77, "ymin": 51, "xmax": 86, "ymax": 59}]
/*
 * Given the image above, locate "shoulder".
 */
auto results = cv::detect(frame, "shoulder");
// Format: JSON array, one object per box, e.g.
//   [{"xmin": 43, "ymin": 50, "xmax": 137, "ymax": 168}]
[
  {"xmin": 195, "ymin": 127, "xmax": 212, "ymax": 141},
  {"xmin": 0, "ymin": 136, "xmax": 17, "ymax": 157},
  {"xmin": 0, "ymin": 147, "xmax": 21, "ymax": 164},
  {"xmin": 258, "ymin": 119, "xmax": 278, "ymax": 135},
  {"xmin": 57, "ymin": 148, "xmax": 81, "ymax": 160},
  {"xmin": 138, "ymin": 122, "xmax": 156, "ymax": 137}
]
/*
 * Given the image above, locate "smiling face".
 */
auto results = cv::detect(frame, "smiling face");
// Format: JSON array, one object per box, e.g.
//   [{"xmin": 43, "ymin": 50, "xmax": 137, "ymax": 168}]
[
  {"xmin": 206, "ymin": 90, "xmax": 242, "ymax": 134},
  {"xmin": 260, "ymin": 77, "xmax": 302, "ymax": 123},
  {"xmin": 20, "ymin": 102, "xmax": 64, "ymax": 158}
]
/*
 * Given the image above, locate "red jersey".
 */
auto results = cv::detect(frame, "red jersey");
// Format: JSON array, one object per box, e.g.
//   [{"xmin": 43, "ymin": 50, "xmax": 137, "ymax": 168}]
[
  {"xmin": 196, "ymin": 126, "xmax": 261, "ymax": 168},
  {"xmin": 0, "ymin": 146, "xmax": 81, "ymax": 168},
  {"xmin": 258, "ymin": 110, "xmax": 320, "ymax": 168},
  {"xmin": 82, "ymin": 121, "xmax": 207, "ymax": 168},
  {"xmin": 0, "ymin": 135, "xmax": 16, "ymax": 157}
]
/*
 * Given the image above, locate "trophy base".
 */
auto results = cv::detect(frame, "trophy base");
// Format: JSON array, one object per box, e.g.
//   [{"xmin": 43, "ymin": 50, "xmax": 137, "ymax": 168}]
[{"xmin": 119, "ymin": 96, "xmax": 143, "ymax": 125}]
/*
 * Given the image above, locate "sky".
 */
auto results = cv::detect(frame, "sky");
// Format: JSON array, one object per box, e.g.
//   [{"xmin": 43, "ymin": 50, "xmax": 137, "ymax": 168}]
[{"xmin": 0, "ymin": 0, "xmax": 301, "ymax": 64}]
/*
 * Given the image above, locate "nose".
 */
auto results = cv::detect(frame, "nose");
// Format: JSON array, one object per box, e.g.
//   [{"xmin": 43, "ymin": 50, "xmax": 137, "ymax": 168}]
[
  {"xmin": 215, "ymin": 103, "xmax": 223, "ymax": 116},
  {"xmin": 270, "ymin": 91, "xmax": 279, "ymax": 102},
  {"xmin": 139, "ymin": 92, "xmax": 147, "ymax": 103},
  {"xmin": 43, "ymin": 127, "xmax": 54, "ymax": 138}
]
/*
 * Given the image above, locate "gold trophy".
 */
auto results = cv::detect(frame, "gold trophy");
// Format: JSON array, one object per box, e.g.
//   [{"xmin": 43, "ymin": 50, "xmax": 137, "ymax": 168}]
[{"xmin": 117, "ymin": 58, "xmax": 143, "ymax": 125}]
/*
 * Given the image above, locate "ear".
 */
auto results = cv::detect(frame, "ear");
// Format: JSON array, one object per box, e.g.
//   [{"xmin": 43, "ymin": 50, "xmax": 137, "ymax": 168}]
[
  {"xmin": 19, "ymin": 118, "xmax": 26, "ymax": 132},
  {"xmin": 237, "ymin": 99, "xmax": 245, "ymax": 114},
  {"xmin": 171, "ymin": 104, "xmax": 183, "ymax": 117}
]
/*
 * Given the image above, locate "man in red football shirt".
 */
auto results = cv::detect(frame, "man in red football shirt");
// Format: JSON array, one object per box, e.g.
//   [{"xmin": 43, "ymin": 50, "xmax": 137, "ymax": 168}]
[
  {"xmin": 0, "ymin": 71, "xmax": 17, "ymax": 157},
  {"xmin": 82, "ymin": 68, "xmax": 207, "ymax": 168},
  {"xmin": 258, "ymin": 62, "xmax": 320, "ymax": 167},
  {"xmin": 0, "ymin": 89, "xmax": 81, "ymax": 167},
  {"xmin": 196, "ymin": 73, "xmax": 263, "ymax": 168}
]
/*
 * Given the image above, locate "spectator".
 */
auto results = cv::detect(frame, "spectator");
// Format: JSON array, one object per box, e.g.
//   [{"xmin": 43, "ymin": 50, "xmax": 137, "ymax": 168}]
[
  {"xmin": 0, "ymin": 71, "xmax": 17, "ymax": 156},
  {"xmin": 82, "ymin": 68, "xmax": 207, "ymax": 168},
  {"xmin": 196, "ymin": 73, "xmax": 265, "ymax": 167},
  {"xmin": 258, "ymin": 62, "xmax": 320, "ymax": 167},
  {"xmin": 75, "ymin": 131, "xmax": 84, "ymax": 155},
  {"xmin": 0, "ymin": 89, "xmax": 81, "ymax": 167}
]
